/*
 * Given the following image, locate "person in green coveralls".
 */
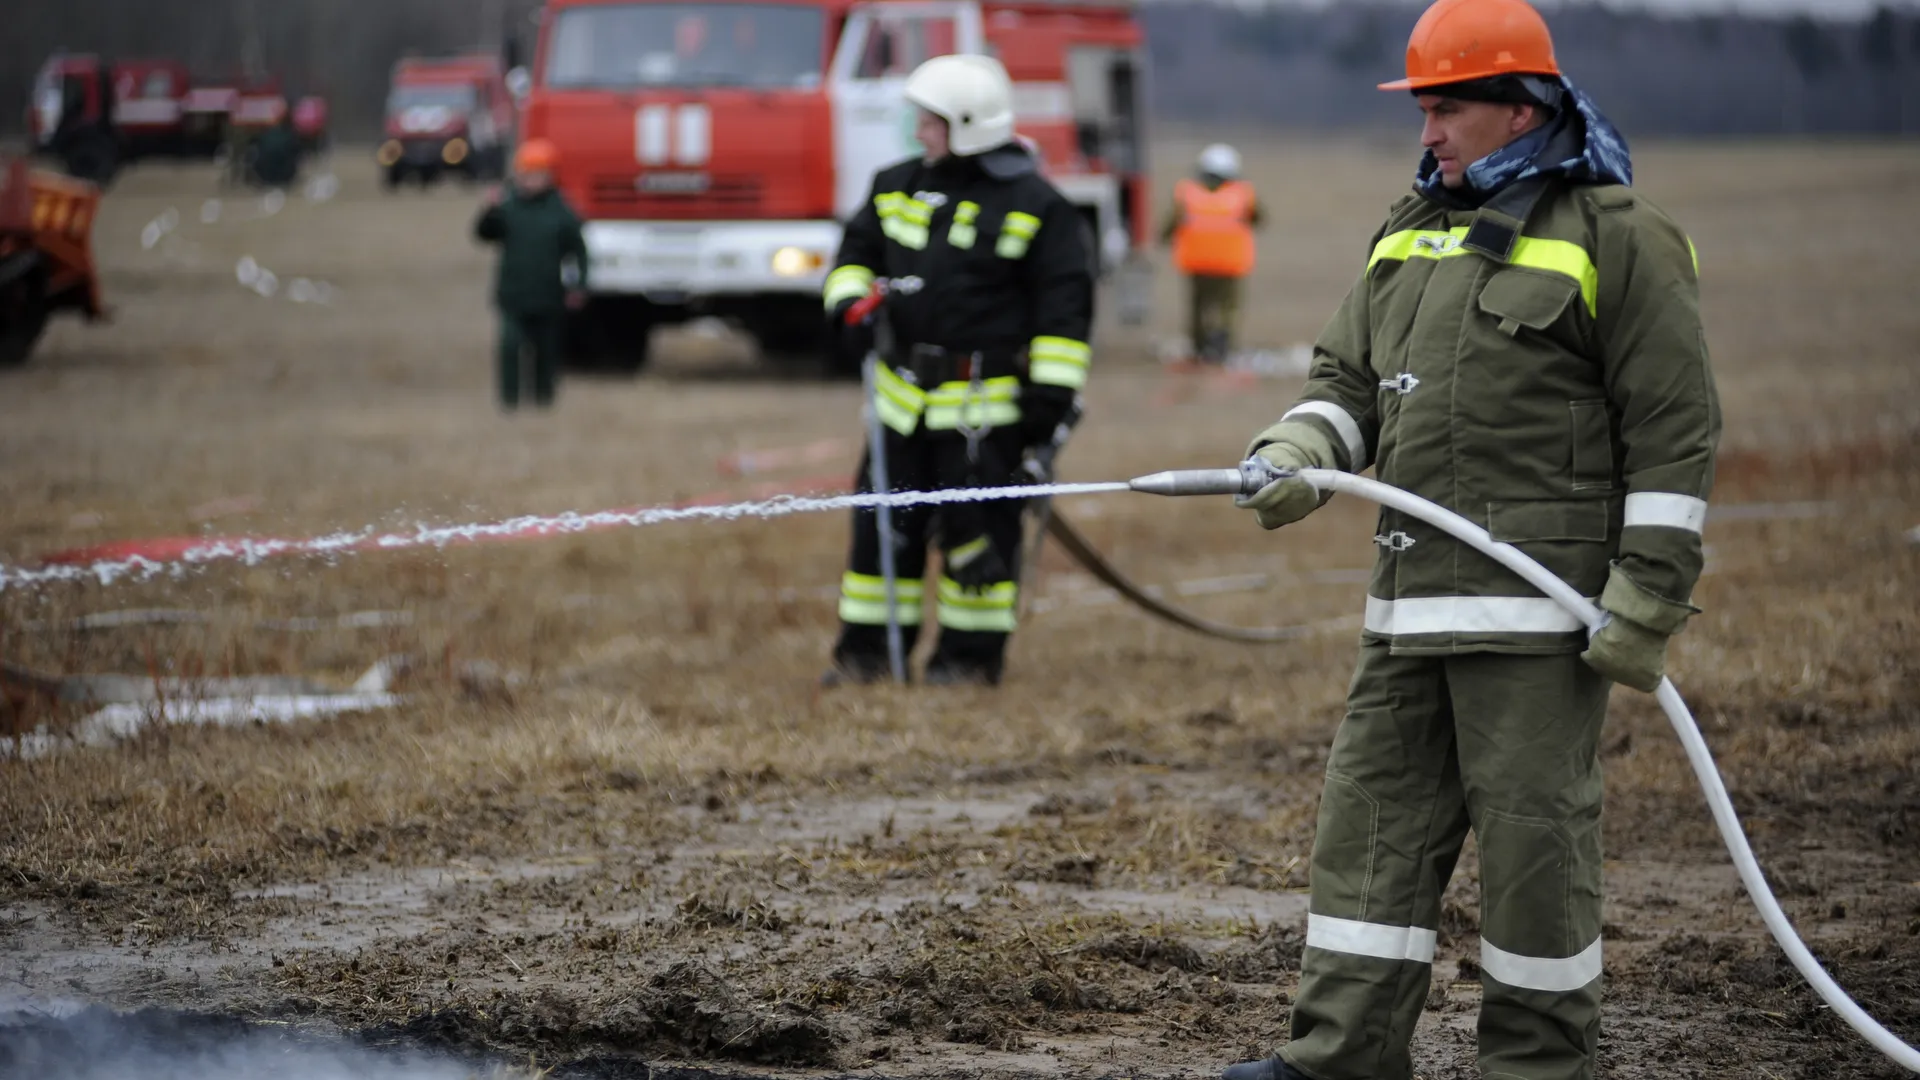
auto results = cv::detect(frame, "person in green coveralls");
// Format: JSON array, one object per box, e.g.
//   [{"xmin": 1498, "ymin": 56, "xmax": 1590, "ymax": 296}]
[
  {"xmin": 473, "ymin": 138, "xmax": 587, "ymax": 410},
  {"xmin": 1223, "ymin": 1, "xmax": 1720, "ymax": 1078}
]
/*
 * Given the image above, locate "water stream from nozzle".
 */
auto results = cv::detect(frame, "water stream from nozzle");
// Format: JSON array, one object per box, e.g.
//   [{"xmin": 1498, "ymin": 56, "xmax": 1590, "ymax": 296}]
[{"xmin": 0, "ymin": 482, "xmax": 1136, "ymax": 594}]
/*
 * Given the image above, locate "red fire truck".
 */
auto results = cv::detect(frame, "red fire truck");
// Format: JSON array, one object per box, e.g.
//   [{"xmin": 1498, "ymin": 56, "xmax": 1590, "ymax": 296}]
[
  {"xmin": 517, "ymin": 0, "xmax": 1149, "ymax": 372},
  {"xmin": 27, "ymin": 55, "xmax": 320, "ymax": 184},
  {"xmin": 377, "ymin": 57, "xmax": 517, "ymax": 188}
]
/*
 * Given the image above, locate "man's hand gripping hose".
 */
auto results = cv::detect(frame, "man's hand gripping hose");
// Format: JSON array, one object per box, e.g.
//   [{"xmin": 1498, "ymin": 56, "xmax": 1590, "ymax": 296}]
[{"xmin": 1127, "ymin": 458, "xmax": 1920, "ymax": 1073}]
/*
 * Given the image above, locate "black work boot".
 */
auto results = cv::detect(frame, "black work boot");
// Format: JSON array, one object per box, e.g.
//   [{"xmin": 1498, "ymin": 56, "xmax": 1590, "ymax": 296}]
[
  {"xmin": 1221, "ymin": 1056, "xmax": 1311, "ymax": 1080},
  {"xmin": 819, "ymin": 653, "xmax": 897, "ymax": 689},
  {"xmin": 921, "ymin": 657, "xmax": 1002, "ymax": 687}
]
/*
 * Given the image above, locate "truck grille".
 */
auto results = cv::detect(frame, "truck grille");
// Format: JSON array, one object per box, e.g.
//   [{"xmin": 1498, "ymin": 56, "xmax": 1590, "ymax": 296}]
[{"xmin": 590, "ymin": 173, "xmax": 763, "ymax": 217}]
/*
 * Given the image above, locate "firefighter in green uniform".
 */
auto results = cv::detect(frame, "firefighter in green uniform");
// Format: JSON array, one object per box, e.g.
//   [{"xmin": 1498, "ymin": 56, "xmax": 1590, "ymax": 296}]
[
  {"xmin": 820, "ymin": 54, "xmax": 1094, "ymax": 687},
  {"xmin": 474, "ymin": 139, "xmax": 588, "ymax": 410},
  {"xmin": 1223, "ymin": 1, "xmax": 1719, "ymax": 1078},
  {"xmin": 250, "ymin": 115, "xmax": 301, "ymax": 189}
]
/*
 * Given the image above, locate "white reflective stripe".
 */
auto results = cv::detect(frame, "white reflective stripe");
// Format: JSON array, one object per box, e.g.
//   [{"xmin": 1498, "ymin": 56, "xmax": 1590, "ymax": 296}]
[
  {"xmin": 1305, "ymin": 913, "xmax": 1437, "ymax": 964},
  {"xmin": 1624, "ymin": 492, "xmax": 1708, "ymax": 534},
  {"xmin": 674, "ymin": 103, "xmax": 710, "ymax": 166},
  {"xmin": 1281, "ymin": 400, "xmax": 1369, "ymax": 472},
  {"xmin": 637, "ymin": 105, "xmax": 670, "ymax": 165},
  {"xmin": 1480, "ymin": 935, "xmax": 1603, "ymax": 992},
  {"xmin": 1364, "ymin": 595, "xmax": 1589, "ymax": 637}
]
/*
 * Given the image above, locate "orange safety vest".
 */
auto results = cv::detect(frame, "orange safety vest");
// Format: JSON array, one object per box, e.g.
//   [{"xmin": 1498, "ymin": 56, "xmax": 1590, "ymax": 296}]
[{"xmin": 1171, "ymin": 178, "xmax": 1257, "ymax": 278}]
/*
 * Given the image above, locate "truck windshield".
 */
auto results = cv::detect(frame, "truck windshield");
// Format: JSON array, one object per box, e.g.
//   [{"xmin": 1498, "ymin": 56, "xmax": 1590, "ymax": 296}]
[
  {"xmin": 389, "ymin": 85, "xmax": 478, "ymax": 112},
  {"xmin": 544, "ymin": 3, "xmax": 825, "ymax": 90}
]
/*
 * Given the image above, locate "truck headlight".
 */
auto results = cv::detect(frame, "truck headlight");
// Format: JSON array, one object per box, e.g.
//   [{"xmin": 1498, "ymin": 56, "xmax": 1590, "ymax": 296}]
[
  {"xmin": 376, "ymin": 140, "xmax": 403, "ymax": 166},
  {"xmin": 770, "ymin": 246, "xmax": 824, "ymax": 277},
  {"xmin": 442, "ymin": 139, "xmax": 470, "ymax": 165}
]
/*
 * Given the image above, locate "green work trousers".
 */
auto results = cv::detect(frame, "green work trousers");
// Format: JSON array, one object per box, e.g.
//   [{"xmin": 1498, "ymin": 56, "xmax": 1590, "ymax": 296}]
[
  {"xmin": 1281, "ymin": 643, "xmax": 1610, "ymax": 1080},
  {"xmin": 1188, "ymin": 273, "xmax": 1243, "ymax": 363},
  {"xmin": 498, "ymin": 312, "xmax": 563, "ymax": 409}
]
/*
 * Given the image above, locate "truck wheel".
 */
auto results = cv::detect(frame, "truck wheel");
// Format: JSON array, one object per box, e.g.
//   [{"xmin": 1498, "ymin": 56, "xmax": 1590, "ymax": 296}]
[
  {"xmin": 61, "ymin": 132, "xmax": 120, "ymax": 188},
  {"xmin": 0, "ymin": 275, "xmax": 51, "ymax": 368},
  {"xmin": 568, "ymin": 298, "xmax": 653, "ymax": 375},
  {"xmin": 383, "ymin": 165, "xmax": 405, "ymax": 191},
  {"xmin": 750, "ymin": 304, "xmax": 828, "ymax": 364}
]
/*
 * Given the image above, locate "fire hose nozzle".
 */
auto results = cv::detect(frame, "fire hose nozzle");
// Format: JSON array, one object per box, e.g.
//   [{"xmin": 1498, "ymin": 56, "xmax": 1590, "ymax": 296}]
[{"xmin": 1128, "ymin": 457, "xmax": 1294, "ymax": 498}]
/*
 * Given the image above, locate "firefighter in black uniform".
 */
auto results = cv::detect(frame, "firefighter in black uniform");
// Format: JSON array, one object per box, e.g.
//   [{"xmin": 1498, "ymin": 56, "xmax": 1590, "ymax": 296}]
[{"xmin": 822, "ymin": 54, "xmax": 1095, "ymax": 687}]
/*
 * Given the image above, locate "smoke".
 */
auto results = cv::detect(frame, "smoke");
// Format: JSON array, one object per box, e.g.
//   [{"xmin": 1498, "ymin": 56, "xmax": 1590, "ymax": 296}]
[{"xmin": 0, "ymin": 1000, "xmax": 526, "ymax": 1080}]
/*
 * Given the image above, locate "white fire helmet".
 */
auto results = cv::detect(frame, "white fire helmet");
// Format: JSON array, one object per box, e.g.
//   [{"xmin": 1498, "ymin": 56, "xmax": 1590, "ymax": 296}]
[
  {"xmin": 1198, "ymin": 143, "xmax": 1242, "ymax": 179},
  {"xmin": 904, "ymin": 54, "xmax": 1015, "ymax": 157}
]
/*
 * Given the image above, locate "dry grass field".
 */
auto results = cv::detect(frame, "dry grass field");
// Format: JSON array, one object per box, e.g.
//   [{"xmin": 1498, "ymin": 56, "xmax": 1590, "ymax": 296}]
[{"xmin": 1, "ymin": 135, "xmax": 1917, "ymax": 1078}]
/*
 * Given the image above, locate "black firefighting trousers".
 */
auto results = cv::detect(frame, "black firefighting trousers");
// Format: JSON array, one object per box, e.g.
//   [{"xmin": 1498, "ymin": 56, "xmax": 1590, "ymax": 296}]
[{"xmin": 833, "ymin": 423, "xmax": 1028, "ymax": 680}]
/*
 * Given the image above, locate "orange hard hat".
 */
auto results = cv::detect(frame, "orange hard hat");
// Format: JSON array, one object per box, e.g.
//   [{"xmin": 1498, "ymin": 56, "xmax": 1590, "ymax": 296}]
[
  {"xmin": 514, "ymin": 138, "xmax": 558, "ymax": 172},
  {"xmin": 1378, "ymin": 0, "xmax": 1561, "ymax": 93}
]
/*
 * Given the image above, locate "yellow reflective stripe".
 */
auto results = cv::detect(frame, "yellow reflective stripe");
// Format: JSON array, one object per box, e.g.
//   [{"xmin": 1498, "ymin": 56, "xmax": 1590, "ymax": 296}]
[
  {"xmin": 946, "ymin": 536, "xmax": 991, "ymax": 570},
  {"xmin": 841, "ymin": 598, "xmax": 926, "ymax": 626},
  {"xmin": 949, "ymin": 200, "xmax": 981, "ymax": 249},
  {"xmin": 823, "ymin": 265, "xmax": 876, "ymax": 310},
  {"xmin": 1029, "ymin": 359, "xmax": 1088, "ymax": 390},
  {"xmin": 876, "ymin": 192, "xmax": 932, "ymax": 249},
  {"xmin": 1030, "ymin": 336, "xmax": 1090, "ymax": 364},
  {"xmin": 1687, "ymin": 237, "xmax": 1699, "ymax": 276},
  {"xmin": 938, "ymin": 578, "xmax": 1017, "ymax": 605},
  {"xmin": 925, "ymin": 404, "xmax": 1023, "ymax": 430},
  {"xmin": 882, "ymin": 219, "xmax": 928, "ymax": 250},
  {"xmin": 1029, "ymin": 335, "xmax": 1092, "ymax": 390},
  {"xmin": 1370, "ymin": 227, "xmax": 1599, "ymax": 317},
  {"xmin": 1001, "ymin": 211, "xmax": 1040, "ymax": 237},
  {"xmin": 996, "ymin": 211, "xmax": 1041, "ymax": 258},
  {"xmin": 840, "ymin": 572, "xmax": 924, "ymax": 626},
  {"xmin": 923, "ymin": 376, "xmax": 1021, "ymax": 406},
  {"xmin": 936, "ymin": 578, "xmax": 1018, "ymax": 632},
  {"xmin": 1368, "ymin": 227, "xmax": 1469, "ymax": 272},
  {"xmin": 872, "ymin": 364, "xmax": 927, "ymax": 436},
  {"xmin": 923, "ymin": 375, "xmax": 1023, "ymax": 429},
  {"xmin": 1508, "ymin": 237, "xmax": 1598, "ymax": 317}
]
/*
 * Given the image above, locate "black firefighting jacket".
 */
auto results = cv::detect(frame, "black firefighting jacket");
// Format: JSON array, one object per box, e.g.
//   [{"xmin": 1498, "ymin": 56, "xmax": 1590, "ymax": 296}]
[{"xmin": 823, "ymin": 145, "xmax": 1094, "ymax": 436}]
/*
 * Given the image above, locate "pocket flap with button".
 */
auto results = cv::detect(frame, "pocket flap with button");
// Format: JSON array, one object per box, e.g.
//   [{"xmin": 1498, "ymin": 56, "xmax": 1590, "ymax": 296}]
[
  {"xmin": 1478, "ymin": 268, "xmax": 1579, "ymax": 337},
  {"xmin": 1487, "ymin": 499, "xmax": 1612, "ymax": 543}
]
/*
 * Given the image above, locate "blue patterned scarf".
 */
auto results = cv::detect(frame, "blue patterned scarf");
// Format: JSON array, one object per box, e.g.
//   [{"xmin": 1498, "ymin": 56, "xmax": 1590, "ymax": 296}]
[{"xmin": 1415, "ymin": 79, "xmax": 1632, "ymax": 206}]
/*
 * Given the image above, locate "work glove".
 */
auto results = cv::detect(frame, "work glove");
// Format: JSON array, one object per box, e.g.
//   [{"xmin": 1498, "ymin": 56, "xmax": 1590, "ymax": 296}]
[
  {"xmin": 1234, "ymin": 421, "xmax": 1340, "ymax": 530},
  {"xmin": 1581, "ymin": 563, "xmax": 1700, "ymax": 692},
  {"xmin": 944, "ymin": 535, "xmax": 1012, "ymax": 589},
  {"xmin": 831, "ymin": 296, "xmax": 877, "ymax": 364},
  {"xmin": 1019, "ymin": 383, "xmax": 1078, "ymax": 449}
]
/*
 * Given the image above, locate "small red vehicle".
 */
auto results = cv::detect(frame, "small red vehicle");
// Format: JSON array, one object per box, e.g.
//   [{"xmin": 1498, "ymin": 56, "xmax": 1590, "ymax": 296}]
[{"xmin": 376, "ymin": 56, "xmax": 517, "ymax": 188}]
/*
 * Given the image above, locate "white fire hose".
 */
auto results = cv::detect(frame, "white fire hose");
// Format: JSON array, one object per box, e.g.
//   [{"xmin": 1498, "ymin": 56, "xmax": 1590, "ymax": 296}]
[{"xmin": 1128, "ymin": 462, "xmax": 1920, "ymax": 1071}]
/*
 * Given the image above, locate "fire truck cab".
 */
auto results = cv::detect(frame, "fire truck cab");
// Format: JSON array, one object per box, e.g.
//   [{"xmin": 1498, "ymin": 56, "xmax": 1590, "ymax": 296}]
[
  {"xmin": 29, "ymin": 56, "xmax": 195, "ymax": 184},
  {"xmin": 520, "ymin": 0, "xmax": 1148, "ymax": 371},
  {"xmin": 378, "ymin": 57, "xmax": 516, "ymax": 188}
]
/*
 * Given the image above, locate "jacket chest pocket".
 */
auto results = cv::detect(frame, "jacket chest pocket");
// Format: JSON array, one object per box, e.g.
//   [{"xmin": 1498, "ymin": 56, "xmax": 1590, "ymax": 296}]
[{"xmin": 1476, "ymin": 267, "xmax": 1580, "ymax": 343}]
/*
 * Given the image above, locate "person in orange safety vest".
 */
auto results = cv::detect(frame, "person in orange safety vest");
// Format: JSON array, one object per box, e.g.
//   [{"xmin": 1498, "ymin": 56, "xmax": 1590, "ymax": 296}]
[{"xmin": 1161, "ymin": 143, "xmax": 1262, "ymax": 364}]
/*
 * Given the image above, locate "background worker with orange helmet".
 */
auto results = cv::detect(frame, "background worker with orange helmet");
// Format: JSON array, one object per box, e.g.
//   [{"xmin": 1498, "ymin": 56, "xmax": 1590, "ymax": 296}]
[
  {"xmin": 1224, "ymin": 1, "xmax": 1718, "ymax": 1078},
  {"xmin": 1161, "ymin": 143, "xmax": 1261, "ymax": 364},
  {"xmin": 474, "ymin": 138, "xmax": 588, "ymax": 410}
]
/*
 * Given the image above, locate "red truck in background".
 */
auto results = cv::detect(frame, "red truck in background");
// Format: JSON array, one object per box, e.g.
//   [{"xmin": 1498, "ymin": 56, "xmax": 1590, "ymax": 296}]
[
  {"xmin": 517, "ymin": 0, "xmax": 1151, "ymax": 373},
  {"xmin": 27, "ymin": 53, "xmax": 327, "ymax": 186},
  {"xmin": 376, "ymin": 56, "xmax": 516, "ymax": 189},
  {"xmin": 0, "ymin": 157, "xmax": 105, "ymax": 367}
]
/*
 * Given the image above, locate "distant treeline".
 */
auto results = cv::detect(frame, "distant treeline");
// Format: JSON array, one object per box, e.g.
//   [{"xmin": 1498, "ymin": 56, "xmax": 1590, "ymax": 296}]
[{"xmin": 2, "ymin": 0, "xmax": 1916, "ymax": 139}]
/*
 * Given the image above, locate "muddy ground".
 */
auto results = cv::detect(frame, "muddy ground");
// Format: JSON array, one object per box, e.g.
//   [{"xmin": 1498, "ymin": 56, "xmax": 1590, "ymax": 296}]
[{"xmin": 1, "ymin": 138, "xmax": 1917, "ymax": 1078}]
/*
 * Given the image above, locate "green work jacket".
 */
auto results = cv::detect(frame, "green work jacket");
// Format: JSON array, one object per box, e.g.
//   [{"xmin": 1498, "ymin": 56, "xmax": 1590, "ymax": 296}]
[
  {"xmin": 1269, "ymin": 181, "xmax": 1720, "ymax": 655},
  {"xmin": 475, "ymin": 188, "xmax": 588, "ymax": 315}
]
